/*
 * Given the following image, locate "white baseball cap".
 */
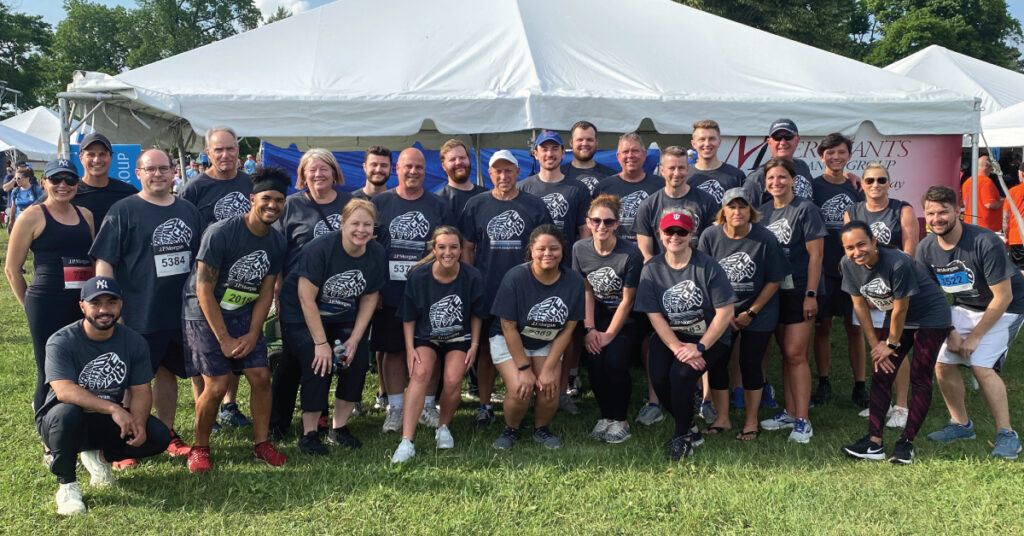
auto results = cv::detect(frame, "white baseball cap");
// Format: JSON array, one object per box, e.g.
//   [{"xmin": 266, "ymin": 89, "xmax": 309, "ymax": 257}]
[{"xmin": 488, "ymin": 150, "xmax": 518, "ymax": 168}]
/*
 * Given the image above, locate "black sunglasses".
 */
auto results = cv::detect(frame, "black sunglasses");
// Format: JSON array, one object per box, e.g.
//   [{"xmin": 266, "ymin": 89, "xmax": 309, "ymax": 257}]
[
  {"xmin": 588, "ymin": 217, "xmax": 618, "ymax": 227},
  {"xmin": 46, "ymin": 174, "xmax": 80, "ymax": 186},
  {"xmin": 771, "ymin": 133, "xmax": 795, "ymax": 141},
  {"xmin": 863, "ymin": 177, "xmax": 888, "ymax": 185},
  {"xmin": 662, "ymin": 227, "xmax": 690, "ymax": 237}
]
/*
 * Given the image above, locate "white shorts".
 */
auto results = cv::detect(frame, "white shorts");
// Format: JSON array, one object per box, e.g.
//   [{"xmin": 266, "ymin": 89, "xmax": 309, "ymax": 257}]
[
  {"xmin": 851, "ymin": 309, "xmax": 886, "ymax": 329},
  {"xmin": 489, "ymin": 334, "xmax": 553, "ymax": 365},
  {"xmin": 936, "ymin": 306, "xmax": 1024, "ymax": 370}
]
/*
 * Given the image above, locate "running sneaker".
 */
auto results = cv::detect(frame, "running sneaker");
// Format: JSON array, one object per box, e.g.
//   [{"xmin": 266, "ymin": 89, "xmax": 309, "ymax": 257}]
[
  {"xmin": 604, "ymin": 421, "xmax": 631, "ymax": 444},
  {"xmin": 253, "ymin": 441, "xmax": 288, "ymax": 467},
  {"xmin": 298, "ymin": 431, "xmax": 329, "ymax": 456},
  {"xmin": 533, "ymin": 426, "xmax": 562, "ymax": 449},
  {"xmin": 558, "ymin": 393, "xmax": 580, "ymax": 415},
  {"xmin": 684, "ymin": 427, "xmax": 705, "ymax": 448},
  {"xmin": 112, "ymin": 458, "xmax": 137, "ymax": 470},
  {"xmin": 851, "ymin": 385, "xmax": 870, "ymax": 409},
  {"xmin": 317, "ymin": 415, "xmax": 331, "ymax": 433},
  {"xmin": 788, "ymin": 419, "xmax": 813, "ymax": 444},
  {"xmin": 373, "ymin": 393, "xmax": 388, "ymax": 411},
  {"xmin": 590, "ymin": 419, "xmax": 613, "ymax": 440},
  {"xmin": 382, "ymin": 405, "xmax": 403, "ymax": 433},
  {"xmin": 886, "ymin": 406, "xmax": 909, "ymax": 429},
  {"xmin": 217, "ymin": 402, "xmax": 252, "ymax": 427},
  {"xmin": 812, "ymin": 380, "xmax": 833, "ymax": 405},
  {"xmin": 890, "ymin": 438, "xmax": 914, "ymax": 465},
  {"xmin": 79, "ymin": 450, "xmax": 114, "ymax": 487},
  {"xmin": 566, "ymin": 374, "xmax": 582, "ymax": 398},
  {"xmin": 493, "ymin": 427, "xmax": 520, "ymax": 450},
  {"xmin": 841, "ymin": 435, "xmax": 885, "ymax": 460},
  {"xmin": 166, "ymin": 430, "xmax": 191, "ymax": 457},
  {"xmin": 391, "ymin": 438, "xmax": 416, "ymax": 464},
  {"xmin": 666, "ymin": 435, "xmax": 693, "ymax": 461},
  {"xmin": 351, "ymin": 402, "xmax": 363, "ymax": 418},
  {"xmin": 55, "ymin": 482, "xmax": 87, "ymax": 516},
  {"xmin": 760, "ymin": 410, "xmax": 796, "ymax": 431},
  {"xmin": 699, "ymin": 401, "xmax": 717, "ymax": 423},
  {"xmin": 436, "ymin": 425, "xmax": 455, "ymax": 449},
  {"xmin": 187, "ymin": 446, "xmax": 212, "ymax": 473},
  {"xmin": 858, "ymin": 407, "xmax": 870, "ymax": 418},
  {"xmin": 636, "ymin": 404, "xmax": 664, "ymax": 426},
  {"xmin": 475, "ymin": 406, "xmax": 495, "ymax": 427},
  {"xmin": 991, "ymin": 429, "xmax": 1022, "ymax": 459},
  {"xmin": 327, "ymin": 426, "xmax": 363, "ymax": 449},
  {"xmin": 926, "ymin": 420, "xmax": 976, "ymax": 443},
  {"xmin": 490, "ymin": 392, "xmax": 505, "ymax": 404},
  {"xmin": 731, "ymin": 387, "xmax": 745, "ymax": 409},
  {"xmin": 760, "ymin": 382, "xmax": 778, "ymax": 408},
  {"xmin": 43, "ymin": 449, "xmax": 54, "ymax": 469},
  {"xmin": 419, "ymin": 405, "xmax": 440, "ymax": 428}
]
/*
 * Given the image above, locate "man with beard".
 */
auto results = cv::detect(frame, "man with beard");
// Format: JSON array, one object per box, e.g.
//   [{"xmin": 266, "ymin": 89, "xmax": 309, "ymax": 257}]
[
  {"xmin": 35, "ymin": 133, "xmax": 138, "ymax": 226},
  {"xmin": 686, "ymin": 120, "xmax": 746, "ymax": 204},
  {"xmin": 742, "ymin": 119, "xmax": 816, "ymax": 205},
  {"xmin": 181, "ymin": 167, "xmax": 289, "ymax": 472},
  {"xmin": 595, "ymin": 133, "xmax": 663, "ymax": 244},
  {"xmin": 561, "ymin": 121, "xmax": 615, "ymax": 197},
  {"xmin": 36, "ymin": 276, "xmax": 171, "ymax": 515},
  {"xmin": 91, "ymin": 149, "xmax": 202, "ymax": 458},
  {"xmin": 353, "ymin": 146, "xmax": 392, "ymax": 200},
  {"xmin": 436, "ymin": 139, "xmax": 487, "ymax": 217}
]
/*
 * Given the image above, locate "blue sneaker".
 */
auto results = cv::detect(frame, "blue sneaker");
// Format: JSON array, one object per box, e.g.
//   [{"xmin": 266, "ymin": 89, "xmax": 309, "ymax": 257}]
[
  {"xmin": 926, "ymin": 419, "xmax": 976, "ymax": 443},
  {"xmin": 699, "ymin": 401, "xmax": 717, "ymax": 423},
  {"xmin": 760, "ymin": 382, "xmax": 778, "ymax": 408},
  {"xmin": 218, "ymin": 403, "xmax": 251, "ymax": 427},
  {"xmin": 991, "ymin": 429, "xmax": 1022, "ymax": 459},
  {"xmin": 760, "ymin": 410, "xmax": 796, "ymax": 431},
  {"xmin": 731, "ymin": 387, "xmax": 745, "ymax": 409}
]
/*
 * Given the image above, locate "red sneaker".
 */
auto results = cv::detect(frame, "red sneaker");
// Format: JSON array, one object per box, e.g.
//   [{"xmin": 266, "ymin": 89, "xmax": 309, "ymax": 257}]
[
  {"xmin": 253, "ymin": 441, "xmax": 287, "ymax": 467},
  {"xmin": 112, "ymin": 458, "xmax": 137, "ymax": 470},
  {"xmin": 187, "ymin": 446, "xmax": 212, "ymax": 473},
  {"xmin": 166, "ymin": 430, "xmax": 191, "ymax": 457}
]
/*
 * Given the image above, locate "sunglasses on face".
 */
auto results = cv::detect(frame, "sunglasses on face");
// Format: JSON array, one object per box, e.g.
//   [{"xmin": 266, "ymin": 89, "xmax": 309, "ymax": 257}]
[
  {"xmin": 47, "ymin": 174, "xmax": 80, "ymax": 186},
  {"xmin": 771, "ymin": 133, "xmax": 795, "ymax": 141},
  {"xmin": 588, "ymin": 217, "xmax": 618, "ymax": 227},
  {"xmin": 863, "ymin": 177, "xmax": 888, "ymax": 185},
  {"xmin": 662, "ymin": 227, "xmax": 690, "ymax": 237}
]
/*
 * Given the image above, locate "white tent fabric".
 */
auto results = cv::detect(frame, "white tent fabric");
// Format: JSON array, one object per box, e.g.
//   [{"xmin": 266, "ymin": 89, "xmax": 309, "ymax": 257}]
[
  {"xmin": 885, "ymin": 45, "xmax": 1024, "ymax": 116},
  {"xmin": 1, "ymin": 106, "xmax": 93, "ymax": 146},
  {"xmin": 0, "ymin": 122, "xmax": 59, "ymax": 161},
  {"xmin": 63, "ymin": 0, "xmax": 978, "ymax": 148},
  {"xmin": 980, "ymin": 101, "xmax": 1024, "ymax": 147}
]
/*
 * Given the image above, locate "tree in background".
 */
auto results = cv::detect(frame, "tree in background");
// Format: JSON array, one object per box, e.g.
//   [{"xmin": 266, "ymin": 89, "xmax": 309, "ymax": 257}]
[
  {"xmin": 265, "ymin": 6, "xmax": 290, "ymax": 24},
  {"xmin": 0, "ymin": 2, "xmax": 51, "ymax": 116},
  {"xmin": 126, "ymin": 0, "xmax": 262, "ymax": 68}
]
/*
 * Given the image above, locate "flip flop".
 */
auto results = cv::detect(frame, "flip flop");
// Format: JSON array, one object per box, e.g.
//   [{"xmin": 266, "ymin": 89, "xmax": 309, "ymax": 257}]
[
  {"xmin": 735, "ymin": 429, "xmax": 760, "ymax": 441},
  {"xmin": 702, "ymin": 426, "xmax": 729, "ymax": 435}
]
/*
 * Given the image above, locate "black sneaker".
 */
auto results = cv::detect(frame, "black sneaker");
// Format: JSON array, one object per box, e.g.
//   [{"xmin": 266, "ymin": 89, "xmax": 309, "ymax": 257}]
[
  {"xmin": 475, "ymin": 406, "xmax": 495, "ymax": 427},
  {"xmin": 493, "ymin": 427, "xmax": 520, "ymax": 450},
  {"xmin": 666, "ymin": 435, "xmax": 693, "ymax": 461},
  {"xmin": 889, "ymin": 438, "xmax": 914, "ymax": 465},
  {"xmin": 851, "ymin": 385, "xmax": 870, "ymax": 409},
  {"xmin": 842, "ymin": 435, "xmax": 884, "ymax": 460},
  {"xmin": 532, "ymin": 426, "xmax": 562, "ymax": 449},
  {"xmin": 684, "ymin": 427, "xmax": 704, "ymax": 448},
  {"xmin": 299, "ymin": 431, "xmax": 329, "ymax": 456},
  {"xmin": 812, "ymin": 381, "xmax": 833, "ymax": 405},
  {"xmin": 326, "ymin": 426, "xmax": 363, "ymax": 449}
]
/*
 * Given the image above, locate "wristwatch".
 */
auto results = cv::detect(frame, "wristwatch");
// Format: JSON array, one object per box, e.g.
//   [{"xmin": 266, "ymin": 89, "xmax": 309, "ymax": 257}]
[
  {"xmin": 805, "ymin": 290, "xmax": 817, "ymax": 298},
  {"xmin": 886, "ymin": 340, "xmax": 900, "ymax": 351},
  {"xmin": 745, "ymin": 309, "xmax": 758, "ymax": 318},
  {"xmin": 696, "ymin": 343, "xmax": 706, "ymax": 353},
  {"xmin": 584, "ymin": 326, "xmax": 595, "ymax": 334}
]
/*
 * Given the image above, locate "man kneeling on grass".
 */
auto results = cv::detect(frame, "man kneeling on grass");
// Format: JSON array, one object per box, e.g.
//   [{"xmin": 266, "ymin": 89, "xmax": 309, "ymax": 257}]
[{"xmin": 36, "ymin": 276, "xmax": 171, "ymax": 515}]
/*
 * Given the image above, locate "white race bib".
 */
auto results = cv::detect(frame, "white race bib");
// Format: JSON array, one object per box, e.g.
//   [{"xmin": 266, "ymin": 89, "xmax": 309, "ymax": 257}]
[
  {"xmin": 780, "ymin": 274, "xmax": 794, "ymax": 290},
  {"xmin": 522, "ymin": 326, "xmax": 559, "ymax": 341},
  {"xmin": 389, "ymin": 260, "xmax": 416, "ymax": 281},
  {"xmin": 155, "ymin": 251, "xmax": 191, "ymax": 277}
]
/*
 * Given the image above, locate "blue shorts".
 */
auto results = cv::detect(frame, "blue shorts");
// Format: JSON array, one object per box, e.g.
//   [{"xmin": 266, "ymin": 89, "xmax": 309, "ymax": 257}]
[
  {"xmin": 183, "ymin": 313, "xmax": 267, "ymax": 377},
  {"xmin": 143, "ymin": 328, "xmax": 187, "ymax": 379}
]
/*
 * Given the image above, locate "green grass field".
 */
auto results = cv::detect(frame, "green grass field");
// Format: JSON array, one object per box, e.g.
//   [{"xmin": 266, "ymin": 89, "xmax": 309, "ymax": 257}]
[{"xmin": 2, "ymin": 232, "xmax": 1023, "ymax": 535}]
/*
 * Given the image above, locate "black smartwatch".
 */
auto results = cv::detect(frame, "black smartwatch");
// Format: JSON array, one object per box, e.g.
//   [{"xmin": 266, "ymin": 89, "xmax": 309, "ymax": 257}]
[
  {"xmin": 745, "ymin": 309, "xmax": 758, "ymax": 318},
  {"xmin": 696, "ymin": 342, "xmax": 706, "ymax": 353},
  {"xmin": 886, "ymin": 340, "xmax": 900, "ymax": 351},
  {"xmin": 805, "ymin": 290, "xmax": 817, "ymax": 298},
  {"xmin": 584, "ymin": 326, "xmax": 595, "ymax": 334}
]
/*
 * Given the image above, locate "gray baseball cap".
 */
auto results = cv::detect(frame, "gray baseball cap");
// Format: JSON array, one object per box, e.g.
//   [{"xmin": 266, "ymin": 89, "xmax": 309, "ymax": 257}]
[{"xmin": 721, "ymin": 187, "xmax": 751, "ymax": 207}]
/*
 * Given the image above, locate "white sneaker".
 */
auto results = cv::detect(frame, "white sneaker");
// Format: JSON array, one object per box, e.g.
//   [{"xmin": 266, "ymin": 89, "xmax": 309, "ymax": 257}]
[
  {"xmin": 382, "ymin": 405, "xmax": 403, "ymax": 433},
  {"xmin": 788, "ymin": 418, "xmax": 813, "ymax": 444},
  {"xmin": 419, "ymin": 405, "xmax": 440, "ymax": 428},
  {"xmin": 886, "ymin": 406, "xmax": 909, "ymax": 428},
  {"xmin": 56, "ymin": 482, "xmax": 87, "ymax": 515},
  {"xmin": 761, "ymin": 410, "xmax": 796, "ymax": 431},
  {"xmin": 79, "ymin": 450, "xmax": 113, "ymax": 487},
  {"xmin": 589, "ymin": 419, "xmax": 613, "ymax": 440},
  {"xmin": 391, "ymin": 438, "xmax": 415, "ymax": 463},
  {"xmin": 436, "ymin": 425, "xmax": 455, "ymax": 449},
  {"xmin": 858, "ymin": 407, "xmax": 870, "ymax": 418},
  {"xmin": 604, "ymin": 421, "xmax": 632, "ymax": 444}
]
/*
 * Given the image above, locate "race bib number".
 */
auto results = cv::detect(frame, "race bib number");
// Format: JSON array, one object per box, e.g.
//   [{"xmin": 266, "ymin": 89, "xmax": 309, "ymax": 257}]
[
  {"xmin": 522, "ymin": 326, "xmax": 559, "ymax": 341},
  {"xmin": 389, "ymin": 260, "xmax": 416, "ymax": 281},
  {"xmin": 780, "ymin": 274, "xmax": 794, "ymax": 290},
  {"xmin": 62, "ymin": 257, "xmax": 94, "ymax": 290},
  {"xmin": 220, "ymin": 287, "xmax": 258, "ymax": 311},
  {"xmin": 672, "ymin": 319, "xmax": 708, "ymax": 336},
  {"xmin": 934, "ymin": 270, "xmax": 972, "ymax": 294},
  {"xmin": 154, "ymin": 251, "xmax": 190, "ymax": 277}
]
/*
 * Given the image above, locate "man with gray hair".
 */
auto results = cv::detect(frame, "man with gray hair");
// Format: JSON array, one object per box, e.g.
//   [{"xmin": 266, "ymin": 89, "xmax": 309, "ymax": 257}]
[{"xmin": 594, "ymin": 133, "xmax": 662, "ymax": 244}]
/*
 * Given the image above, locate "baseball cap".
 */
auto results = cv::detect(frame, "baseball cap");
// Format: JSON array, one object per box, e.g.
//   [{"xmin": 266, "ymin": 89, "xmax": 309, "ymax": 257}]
[
  {"xmin": 769, "ymin": 119, "xmax": 798, "ymax": 136},
  {"xmin": 79, "ymin": 132, "xmax": 112, "ymax": 152},
  {"xmin": 534, "ymin": 130, "xmax": 563, "ymax": 148},
  {"xmin": 659, "ymin": 211, "xmax": 694, "ymax": 232},
  {"xmin": 43, "ymin": 158, "xmax": 80, "ymax": 178},
  {"xmin": 721, "ymin": 187, "xmax": 751, "ymax": 207},
  {"xmin": 80, "ymin": 276, "xmax": 122, "ymax": 301},
  {"xmin": 15, "ymin": 160, "xmax": 27, "ymax": 167},
  {"xmin": 489, "ymin": 150, "xmax": 519, "ymax": 168}
]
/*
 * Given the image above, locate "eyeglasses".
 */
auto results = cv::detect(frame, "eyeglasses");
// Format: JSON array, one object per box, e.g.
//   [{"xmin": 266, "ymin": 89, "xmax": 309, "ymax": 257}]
[
  {"xmin": 46, "ymin": 174, "xmax": 79, "ymax": 186},
  {"xmin": 588, "ymin": 217, "xmax": 618, "ymax": 227},
  {"xmin": 770, "ymin": 133, "xmax": 795, "ymax": 141},
  {"xmin": 662, "ymin": 227, "xmax": 690, "ymax": 237},
  {"xmin": 863, "ymin": 177, "xmax": 888, "ymax": 185},
  {"xmin": 138, "ymin": 165, "xmax": 173, "ymax": 175}
]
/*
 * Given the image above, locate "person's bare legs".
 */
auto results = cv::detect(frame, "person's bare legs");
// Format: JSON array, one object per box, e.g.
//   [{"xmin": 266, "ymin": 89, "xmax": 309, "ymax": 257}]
[
  {"xmin": 152, "ymin": 367, "xmax": 179, "ymax": 430},
  {"xmin": 401, "ymin": 347, "xmax": 438, "ymax": 440},
  {"xmin": 974, "ymin": 366, "xmax": 1012, "ymax": 431},
  {"xmin": 194, "ymin": 374, "xmax": 229, "ymax": 446},
  {"xmin": 533, "ymin": 355, "xmax": 561, "ymax": 428},
  {"xmin": 243, "ymin": 367, "xmax": 272, "ymax": 443},
  {"xmin": 935, "ymin": 362, "xmax": 969, "ymax": 425},
  {"xmin": 439, "ymin": 352, "xmax": 468, "ymax": 427},
  {"xmin": 778, "ymin": 320, "xmax": 812, "ymax": 420}
]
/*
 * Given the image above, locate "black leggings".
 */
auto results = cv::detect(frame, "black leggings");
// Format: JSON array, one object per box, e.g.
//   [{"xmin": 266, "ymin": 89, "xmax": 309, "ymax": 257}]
[
  {"xmin": 649, "ymin": 335, "xmax": 729, "ymax": 436},
  {"xmin": 586, "ymin": 306, "xmax": 638, "ymax": 421},
  {"xmin": 710, "ymin": 329, "xmax": 774, "ymax": 391},
  {"xmin": 25, "ymin": 288, "xmax": 81, "ymax": 412},
  {"xmin": 37, "ymin": 403, "xmax": 170, "ymax": 484}
]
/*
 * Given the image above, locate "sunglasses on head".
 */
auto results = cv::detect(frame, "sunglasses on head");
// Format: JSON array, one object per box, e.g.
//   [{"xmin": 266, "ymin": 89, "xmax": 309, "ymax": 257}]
[
  {"xmin": 863, "ymin": 177, "xmax": 888, "ymax": 185},
  {"xmin": 771, "ymin": 133, "xmax": 795, "ymax": 141},
  {"xmin": 46, "ymin": 174, "xmax": 80, "ymax": 186},
  {"xmin": 662, "ymin": 227, "xmax": 690, "ymax": 237},
  {"xmin": 588, "ymin": 217, "xmax": 618, "ymax": 227}
]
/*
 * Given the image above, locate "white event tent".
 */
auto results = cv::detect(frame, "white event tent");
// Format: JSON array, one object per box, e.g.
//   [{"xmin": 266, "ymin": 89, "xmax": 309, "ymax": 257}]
[
  {"xmin": 57, "ymin": 0, "xmax": 979, "ymax": 154},
  {"xmin": 0, "ymin": 122, "xmax": 59, "ymax": 161},
  {"xmin": 980, "ymin": 101, "xmax": 1024, "ymax": 148},
  {"xmin": 1, "ymin": 106, "xmax": 93, "ymax": 147}
]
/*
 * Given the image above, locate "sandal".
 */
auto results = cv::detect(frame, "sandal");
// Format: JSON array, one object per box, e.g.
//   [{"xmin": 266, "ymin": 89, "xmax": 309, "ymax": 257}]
[
  {"xmin": 702, "ymin": 426, "xmax": 729, "ymax": 435},
  {"xmin": 735, "ymin": 429, "xmax": 760, "ymax": 441}
]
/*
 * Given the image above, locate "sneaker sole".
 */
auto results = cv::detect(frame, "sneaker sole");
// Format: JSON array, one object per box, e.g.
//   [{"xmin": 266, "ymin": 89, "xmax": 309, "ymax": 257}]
[
  {"xmin": 927, "ymin": 433, "xmax": 976, "ymax": 443},
  {"xmin": 843, "ymin": 447, "xmax": 885, "ymax": 460},
  {"xmin": 889, "ymin": 455, "xmax": 914, "ymax": 465},
  {"xmin": 605, "ymin": 433, "xmax": 631, "ymax": 444},
  {"xmin": 761, "ymin": 422, "xmax": 796, "ymax": 431},
  {"xmin": 788, "ymin": 433, "xmax": 813, "ymax": 444}
]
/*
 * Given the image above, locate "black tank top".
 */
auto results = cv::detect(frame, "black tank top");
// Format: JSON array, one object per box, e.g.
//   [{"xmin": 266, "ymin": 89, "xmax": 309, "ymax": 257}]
[{"xmin": 29, "ymin": 204, "xmax": 93, "ymax": 291}]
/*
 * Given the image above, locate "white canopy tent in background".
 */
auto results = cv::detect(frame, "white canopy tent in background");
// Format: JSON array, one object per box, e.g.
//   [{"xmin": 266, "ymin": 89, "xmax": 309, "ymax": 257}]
[
  {"xmin": 1, "ymin": 106, "xmax": 92, "ymax": 147},
  {"xmin": 0, "ymin": 122, "xmax": 58, "ymax": 161},
  {"xmin": 981, "ymin": 101, "xmax": 1024, "ymax": 148}
]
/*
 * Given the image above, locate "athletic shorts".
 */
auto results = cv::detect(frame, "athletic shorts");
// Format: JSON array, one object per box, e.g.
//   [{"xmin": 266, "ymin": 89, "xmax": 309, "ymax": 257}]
[
  {"xmin": 817, "ymin": 277, "xmax": 852, "ymax": 318},
  {"xmin": 489, "ymin": 334, "xmax": 553, "ymax": 365},
  {"xmin": 851, "ymin": 308, "xmax": 886, "ymax": 329},
  {"xmin": 778, "ymin": 291, "xmax": 809, "ymax": 325},
  {"xmin": 937, "ymin": 306, "xmax": 1024, "ymax": 371},
  {"xmin": 414, "ymin": 338, "xmax": 472, "ymax": 356},
  {"xmin": 143, "ymin": 328, "xmax": 187, "ymax": 379},
  {"xmin": 370, "ymin": 306, "xmax": 404, "ymax": 353},
  {"xmin": 183, "ymin": 313, "xmax": 268, "ymax": 377},
  {"xmin": 1009, "ymin": 245, "xmax": 1024, "ymax": 271}
]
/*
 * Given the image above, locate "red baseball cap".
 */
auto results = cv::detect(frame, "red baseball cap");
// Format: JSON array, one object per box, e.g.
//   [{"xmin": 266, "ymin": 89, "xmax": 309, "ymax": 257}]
[{"xmin": 659, "ymin": 211, "xmax": 694, "ymax": 232}]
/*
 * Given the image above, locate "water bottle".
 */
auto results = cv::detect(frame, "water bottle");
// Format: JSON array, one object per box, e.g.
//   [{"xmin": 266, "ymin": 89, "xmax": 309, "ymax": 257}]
[{"xmin": 332, "ymin": 339, "xmax": 349, "ymax": 372}]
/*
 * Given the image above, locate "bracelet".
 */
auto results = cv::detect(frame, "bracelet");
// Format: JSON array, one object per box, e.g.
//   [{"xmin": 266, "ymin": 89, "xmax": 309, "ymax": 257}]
[
  {"xmin": 314, "ymin": 341, "xmax": 329, "ymax": 346},
  {"xmin": 517, "ymin": 363, "xmax": 531, "ymax": 371}
]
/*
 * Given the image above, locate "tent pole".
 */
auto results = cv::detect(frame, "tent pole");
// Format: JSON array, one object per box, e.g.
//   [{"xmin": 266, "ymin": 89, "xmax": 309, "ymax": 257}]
[
  {"xmin": 175, "ymin": 128, "xmax": 187, "ymax": 188},
  {"xmin": 474, "ymin": 134, "xmax": 482, "ymax": 186},
  {"xmin": 58, "ymin": 98, "xmax": 71, "ymax": 159},
  {"xmin": 970, "ymin": 134, "xmax": 979, "ymax": 225}
]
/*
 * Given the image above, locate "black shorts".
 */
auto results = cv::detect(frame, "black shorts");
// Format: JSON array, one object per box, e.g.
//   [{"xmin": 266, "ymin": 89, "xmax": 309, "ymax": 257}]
[
  {"xmin": 817, "ymin": 277, "xmax": 852, "ymax": 318},
  {"xmin": 183, "ymin": 313, "xmax": 268, "ymax": 377},
  {"xmin": 143, "ymin": 328, "xmax": 187, "ymax": 379},
  {"xmin": 413, "ymin": 338, "xmax": 472, "ymax": 356},
  {"xmin": 778, "ymin": 291, "xmax": 809, "ymax": 325},
  {"xmin": 1010, "ymin": 245, "xmax": 1024, "ymax": 270},
  {"xmin": 370, "ymin": 306, "xmax": 404, "ymax": 353}
]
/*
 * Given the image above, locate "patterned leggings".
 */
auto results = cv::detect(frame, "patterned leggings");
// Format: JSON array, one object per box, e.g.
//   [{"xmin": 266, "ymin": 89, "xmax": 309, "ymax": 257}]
[{"xmin": 867, "ymin": 326, "xmax": 951, "ymax": 440}]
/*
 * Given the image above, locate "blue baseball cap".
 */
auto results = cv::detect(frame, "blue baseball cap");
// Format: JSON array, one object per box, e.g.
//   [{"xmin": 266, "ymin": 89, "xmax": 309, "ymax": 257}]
[
  {"xmin": 534, "ymin": 130, "xmax": 563, "ymax": 148},
  {"xmin": 80, "ymin": 276, "xmax": 122, "ymax": 301}
]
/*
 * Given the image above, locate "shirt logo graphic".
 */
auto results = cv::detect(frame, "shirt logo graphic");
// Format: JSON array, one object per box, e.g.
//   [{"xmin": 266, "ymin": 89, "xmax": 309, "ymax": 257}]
[
  {"xmin": 870, "ymin": 221, "xmax": 892, "ymax": 245},
  {"xmin": 323, "ymin": 270, "xmax": 367, "ymax": 299},
  {"xmin": 486, "ymin": 210, "xmax": 526, "ymax": 241},
  {"xmin": 541, "ymin": 193, "xmax": 569, "ymax": 220},
  {"xmin": 152, "ymin": 218, "xmax": 193, "ymax": 246},
  {"xmin": 822, "ymin": 194, "xmax": 853, "ymax": 225},
  {"xmin": 578, "ymin": 176, "xmax": 598, "ymax": 196},
  {"xmin": 795, "ymin": 175, "xmax": 813, "ymax": 199},
  {"xmin": 79, "ymin": 352, "xmax": 127, "ymax": 390},
  {"xmin": 389, "ymin": 211, "xmax": 431, "ymax": 241},
  {"xmin": 719, "ymin": 252, "xmax": 756, "ymax": 282},
  {"xmin": 663, "ymin": 280, "xmax": 703, "ymax": 312},
  {"xmin": 429, "ymin": 294, "xmax": 464, "ymax": 329},
  {"xmin": 313, "ymin": 214, "xmax": 342, "ymax": 238},
  {"xmin": 213, "ymin": 191, "xmax": 251, "ymax": 221},
  {"xmin": 697, "ymin": 180, "xmax": 725, "ymax": 203},
  {"xmin": 527, "ymin": 296, "xmax": 569, "ymax": 325},
  {"xmin": 767, "ymin": 218, "xmax": 793, "ymax": 244},
  {"xmin": 860, "ymin": 277, "xmax": 894, "ymax": 310},
  {"xmin": 620, "ymin": 191, "xmax": 648, "ymax": 220},
  {"xmin": 587, "ymin": 266, "xmax": 623, "ymax": 300},
  {"xmin": 227, "ymin": 250, "xmax": 270, "ymax": 286}
]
